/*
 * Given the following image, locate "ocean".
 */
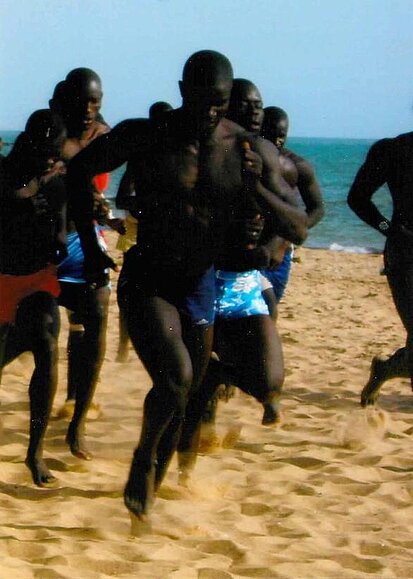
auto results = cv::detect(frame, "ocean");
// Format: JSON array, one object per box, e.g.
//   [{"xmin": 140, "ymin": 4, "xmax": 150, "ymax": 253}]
[{"xmin": 0, "ymin": 130, "xmax": 390, "ymax": 254}]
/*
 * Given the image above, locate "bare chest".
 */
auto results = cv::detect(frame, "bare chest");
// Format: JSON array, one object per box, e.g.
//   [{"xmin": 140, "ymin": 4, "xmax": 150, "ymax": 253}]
[{"xmin": 133, "ymin": 138, "xmax": 244, "ymax": 204}]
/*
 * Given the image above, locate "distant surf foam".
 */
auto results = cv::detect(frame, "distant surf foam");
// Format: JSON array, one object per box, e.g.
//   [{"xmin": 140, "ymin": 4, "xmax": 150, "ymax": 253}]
[{"xmin": 305, "ymin": 242, "xmax": 382, "ymax": 254}]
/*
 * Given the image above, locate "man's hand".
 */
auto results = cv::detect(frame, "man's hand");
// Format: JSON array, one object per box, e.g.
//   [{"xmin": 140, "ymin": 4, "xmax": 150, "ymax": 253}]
[
  {"xmin": 242, "ymin": 141, "xmax": 262, "ymax": 182},
  {"xmin": 262, "ymin": 237, "xmax": 291, "ymax": 269}
]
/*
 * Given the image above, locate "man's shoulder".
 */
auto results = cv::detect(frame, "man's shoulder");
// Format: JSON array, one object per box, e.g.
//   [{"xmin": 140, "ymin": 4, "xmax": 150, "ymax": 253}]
[
  {"xmin": 93, "ymin": 121, "xmax": 111, "ymax": 137},
  {"xmin": 392, "ymin": 131, "xmax": 413, "ymax": 150},
  {"xmin": 285, "ymin": 149, "xmax": 314, "ymax": 174},
  {"xmin": 283, "ymin": 147, "xmax": 305, "ymax": 164},
  {"xmin": 216, "ymin": 118, "xmax": 245, "ymax": 139},
  {"xmin": 112, "ymin": 117, "xmax": 150, "ymax": 136}
]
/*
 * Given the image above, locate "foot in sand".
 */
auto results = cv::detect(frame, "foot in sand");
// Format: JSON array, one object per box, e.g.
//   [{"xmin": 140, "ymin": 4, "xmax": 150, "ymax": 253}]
[
  {"xmin": 124, "ymin": 453, "xmax": 156, "ymax": 520},
  {"xmin": 361, "ymin": 356, "xmax": 388, "ymax": 407},
  {"xmin": 262, "ymin": 400, "xmax": 282, "ymax": 425},
  {"xmin": 66, "ymin": 422, "xmax": 92, "ymax": 460},
  {"xmin": 25, "ymin": 457, "xmax": 59, "ymax": 488}
]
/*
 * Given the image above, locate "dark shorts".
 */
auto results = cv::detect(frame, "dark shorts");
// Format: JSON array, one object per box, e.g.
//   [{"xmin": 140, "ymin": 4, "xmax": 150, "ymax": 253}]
[
  {"xmin": 385, "ymin": 228, "xmax": 413, "ymax": 272},
  {"xmin": 117, "ymin": 247, "xmax": 216, "ymax": 326},
  {"xmin": 262, "ymin": 247, "xmax": 293, "ymax": 302},
  {"xmin": 58, "ymin": 278, "xmax": 110, "ymax": 326}
]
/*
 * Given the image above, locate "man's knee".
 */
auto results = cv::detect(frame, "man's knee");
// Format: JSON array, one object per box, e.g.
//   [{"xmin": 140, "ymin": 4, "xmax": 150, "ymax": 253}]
[{"xmin": 239, "ymin": 365, "xmax": 284, "ymax": 403}]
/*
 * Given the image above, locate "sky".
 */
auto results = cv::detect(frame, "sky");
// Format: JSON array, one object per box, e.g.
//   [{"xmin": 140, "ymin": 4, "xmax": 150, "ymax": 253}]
[{"xmin": 1, "ymin": 0, "xmax": 413, "ymax": 139}]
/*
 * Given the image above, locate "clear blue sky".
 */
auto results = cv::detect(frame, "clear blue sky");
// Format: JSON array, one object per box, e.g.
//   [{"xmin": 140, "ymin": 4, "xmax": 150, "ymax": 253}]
[{"xmin": 1, "ymin": 0, "xmax": 413, "ymax": 138}]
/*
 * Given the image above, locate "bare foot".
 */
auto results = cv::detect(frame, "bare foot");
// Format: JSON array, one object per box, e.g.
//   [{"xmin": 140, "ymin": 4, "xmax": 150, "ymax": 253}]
[
  {"xmin": 25, "ymin": 457, "xmax": 59, "ymax": 488},
  {"xmin": 262, "ymin": 401, "xmax": 282, "ymax": 425},
  {"xmin": 361, "ymin": 356, "xmax": 387, "ymax": 407},
  {"xmin": 124, "ymin": 454, "xmax": 155, "ymax": 519},
  {"xmin": 66, "ymin": 423, "xmax": 92, "ymax": 460}
]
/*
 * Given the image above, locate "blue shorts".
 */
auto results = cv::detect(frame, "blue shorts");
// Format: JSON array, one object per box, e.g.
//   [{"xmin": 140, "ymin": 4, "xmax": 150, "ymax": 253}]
[
  {"xmin": 262, "ymin": 247, "xmax": 293, "ymax": 302},
  {"xmin": 118, "ymin": 248, "xmax": 216, "ymax": 326},
  {"xmin": 215, "ymin": 270, "xmax": 269, "ymax": 320},
  {"xmin": 58, "ymin": 227, "xmax": 109, "ymax": 284}
]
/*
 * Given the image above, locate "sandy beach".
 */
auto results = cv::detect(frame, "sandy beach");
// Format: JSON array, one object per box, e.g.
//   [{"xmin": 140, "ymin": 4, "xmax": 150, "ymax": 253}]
[{"xmin": 1, "ymin": 232, "xmax": 412, "ymax": 579}]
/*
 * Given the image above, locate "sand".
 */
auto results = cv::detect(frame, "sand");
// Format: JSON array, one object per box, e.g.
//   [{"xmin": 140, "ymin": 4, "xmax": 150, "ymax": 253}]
[{"xmin": 1, "ymin": 233, "xmax": 413, "ymax": 578}]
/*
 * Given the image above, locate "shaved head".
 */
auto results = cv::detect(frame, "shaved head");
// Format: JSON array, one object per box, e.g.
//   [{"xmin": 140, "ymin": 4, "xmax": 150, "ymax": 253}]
[
  {"xmin": 179, "ymin": 50, "xmax": 233, "ymax": 137},
  {"xmin": 182, "ymin": 50, "xmax": 233, "ymax": 87},
  {"xmin": 227, "ymin": 78, "xmax": 264, "ymax": 133},
  {"xmin": 230, "ymin": 78, "xmax": 259, "ymax": 102},
  {"xmin": 65, "ymin": 67, "xmax": 101, "ymax": 90},
  {"xmin": 262, "ymin": 106, "xmax": 289, "ymax": 149}
]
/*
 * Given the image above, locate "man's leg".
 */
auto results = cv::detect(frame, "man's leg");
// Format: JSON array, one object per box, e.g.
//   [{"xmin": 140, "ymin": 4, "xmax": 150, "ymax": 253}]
[
  {"xmin": 232, "ymin": 315, "xmax": 284, "ymax": 425},
  {"xmin": 361, "ymin": 347, "xmax": 408, "ymax": 407},
  {"xmin": 116, "ymin": 271, "xmax": 130, "ymax": 363},
  {"xmin": 66, "ymin": 284, "xmax": 110, "ymax": 459},
  {"xmin": 177, "ymin": 315, "xmax": 284, "ymax": 484},
  {"xmin": 123, "ymin": 294, "xmax": 198, "ymax": 519},
  {"xmin": 156, "ymin": 320, "xmax": 214, "ymax": 488},
  {"xmin": 17, "ymin": 292, "xmax": 60, "ymax": 486},
  {"xmin": 176, "ymin": 353, "xmax": 225, "ymax": 485},
  {"xmin": 66, "ymin": 311, "xmax": 85, "ymax": 401},
  {"xmin": 361, "ymin": 246, "xmax": 412, "ymax": 406}
]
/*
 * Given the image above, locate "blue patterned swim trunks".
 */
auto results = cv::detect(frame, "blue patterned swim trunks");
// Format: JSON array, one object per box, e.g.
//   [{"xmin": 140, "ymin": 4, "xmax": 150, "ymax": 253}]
[{"xmin": 215, "ymin": 270, "xmax": 269, "ymax": 320}]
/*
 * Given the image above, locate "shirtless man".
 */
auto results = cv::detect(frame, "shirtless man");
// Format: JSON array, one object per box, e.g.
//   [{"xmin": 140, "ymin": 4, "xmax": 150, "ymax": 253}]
[
  {"xmin": 177, "ymin": 79, "xmax": 305, "ymax": 482},
  {"xmin": 261, "ymin": 106, "xmax": 324, "ymax": 313},
  {"xmin": 0, "ymin": 110, "xmax": 66, "ymax": 486},
  {"xmin": 67, "ymin": 50, "xmax": 306, "ymax": 522},
  {"xmin": 348, "ymin": 130, "xmax": 413, "ymax": 406},
  {"xmin": 50, "ymin": 68, "xmax": 114, "ymax": 459}
]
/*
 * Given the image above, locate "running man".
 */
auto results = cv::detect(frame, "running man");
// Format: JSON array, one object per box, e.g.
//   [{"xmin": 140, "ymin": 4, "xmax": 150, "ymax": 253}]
[
  {"xmin": 50, "ymin": 68, "xmax": 114, "ymax": 459},
  {"xmin": 67, "ymin": 50, "xmax": 307, "ymax": 522},
  {"xmin": 0, "ymin": 110, "xmax": 67, "ymax": 486},
  {"xmin": 261, "ymin": 106, "xmax": 324, "ymax": 312},
  {"xmin": 348, "ymin": 128, "xmax": 413, "ymax": 406},
  {"xmin": 177, "ymin": 79, "xmax": 305, "ymax": 483}
]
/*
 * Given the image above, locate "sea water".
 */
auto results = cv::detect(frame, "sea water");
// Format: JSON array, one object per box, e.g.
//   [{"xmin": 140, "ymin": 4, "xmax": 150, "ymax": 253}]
[{"xmin": 0, "ymin": 131, "xmax": 391, "ymax": 254}]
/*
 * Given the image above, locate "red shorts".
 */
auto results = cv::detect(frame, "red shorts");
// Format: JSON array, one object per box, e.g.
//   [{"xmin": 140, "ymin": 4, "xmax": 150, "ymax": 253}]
[{"xmin": 0, "ymin": 264, "xmax": 60, "ymax": 324}]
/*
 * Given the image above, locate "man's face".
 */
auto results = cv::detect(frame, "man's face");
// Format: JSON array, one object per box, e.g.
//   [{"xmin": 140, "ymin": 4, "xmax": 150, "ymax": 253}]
[
  {"xmin": 64, "ymin": 78, "xmax": 102, "ymax": 132},
  {"xmin": 182, "ymin": 78, "xmax": 232, "ymax": 136},
  {"xmin": 231, "ymin": 85, "xmax": 264, "ymax": 133},
  {"xmin": 264, "ymin": 116, "xmax": 289, "ymax": 149}
]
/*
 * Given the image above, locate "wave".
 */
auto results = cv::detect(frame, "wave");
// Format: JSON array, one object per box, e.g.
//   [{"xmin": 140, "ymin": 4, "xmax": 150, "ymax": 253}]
[{"xmin": 305, "ymin": 242, "xmax": 382, "ymax": 255}]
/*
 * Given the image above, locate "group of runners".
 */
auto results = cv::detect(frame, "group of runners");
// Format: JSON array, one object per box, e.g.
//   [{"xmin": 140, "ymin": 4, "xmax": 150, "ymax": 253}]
[{"xmin": 1, "ymin": 48, "xmax": 409, "ymax": 526}]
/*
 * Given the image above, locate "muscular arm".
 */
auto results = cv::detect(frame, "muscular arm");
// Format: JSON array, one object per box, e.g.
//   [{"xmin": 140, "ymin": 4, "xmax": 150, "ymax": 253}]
[
  {"xmin": 295, "ymin": 156, "xmax": 325, "ymax": 228},
  {"xmin": 347, "ymin": 139, "xmax": 391, "ymax": 235},
  {"xmin": 66, "ymin": 119, "xmax": 147, "ymax": 281},
  {"xmin": 253, "ymin": 138, "xmax": 308, "ymax": 245}
]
